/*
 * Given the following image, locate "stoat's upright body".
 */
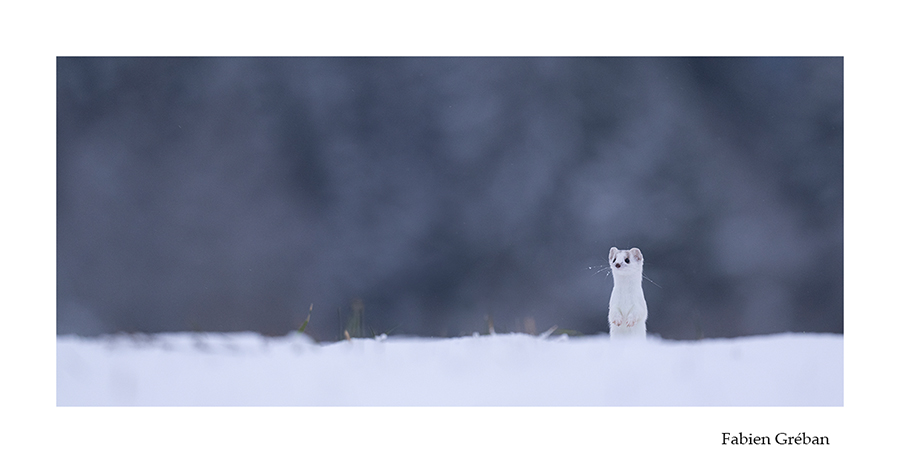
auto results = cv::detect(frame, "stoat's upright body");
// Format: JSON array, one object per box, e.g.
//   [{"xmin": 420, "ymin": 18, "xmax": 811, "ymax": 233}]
[{"xmin": 607, "ymin": 247, "xmax": 647, "ymax": 339}]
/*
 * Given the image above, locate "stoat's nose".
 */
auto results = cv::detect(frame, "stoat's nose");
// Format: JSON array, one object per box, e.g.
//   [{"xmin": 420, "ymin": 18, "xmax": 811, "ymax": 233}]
[{"xmin": 615, "ymin": 263, "xmax": 621, "ymax": 268}]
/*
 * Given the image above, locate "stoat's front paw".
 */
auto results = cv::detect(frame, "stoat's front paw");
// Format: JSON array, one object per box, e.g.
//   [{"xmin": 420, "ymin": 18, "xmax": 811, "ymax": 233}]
[
  {"xmin": 625, "ymin": 315, "xmax": 638, "ymax": 327},
  {"xmin": 610, "ymin": 314, "xmax": 624, "ymax": 327}
]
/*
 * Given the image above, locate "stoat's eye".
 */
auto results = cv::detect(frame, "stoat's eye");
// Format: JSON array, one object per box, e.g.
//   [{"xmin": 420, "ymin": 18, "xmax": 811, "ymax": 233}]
[{"xmin": 624, "ymin": 258, "xmax": 630, "ymax": 264}]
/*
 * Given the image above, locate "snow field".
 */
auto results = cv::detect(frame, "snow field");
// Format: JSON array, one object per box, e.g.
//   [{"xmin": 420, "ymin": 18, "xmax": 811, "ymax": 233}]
[{"xmin": 57, "ymin": 332, "xmax": 842, "ymax": 406}]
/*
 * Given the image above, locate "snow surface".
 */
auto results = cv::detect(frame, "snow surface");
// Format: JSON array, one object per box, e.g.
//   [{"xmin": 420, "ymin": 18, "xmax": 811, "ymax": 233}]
[{"xmin": 57, "ymin": 332, "xmax": 842, "ymax": 406}]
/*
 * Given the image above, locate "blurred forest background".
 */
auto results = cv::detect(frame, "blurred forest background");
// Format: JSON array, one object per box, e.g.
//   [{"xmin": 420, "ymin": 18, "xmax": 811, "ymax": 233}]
[{"xmin": 56, "ymin": 57, "xmax": 842, "ymax": 340}]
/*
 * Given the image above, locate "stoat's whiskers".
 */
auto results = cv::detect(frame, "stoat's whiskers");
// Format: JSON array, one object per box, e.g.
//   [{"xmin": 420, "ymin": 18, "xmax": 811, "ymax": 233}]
[
  {"xmin": 586, "ymin": 265, "xmax": 612, "ymax": 277},
  {"xmin": 642, "ymin": 273, "xmax": 662, "ymax": 288},
  {"xmin": 587, "ymin": 264, "xmax": 661, "ymax": 288}
]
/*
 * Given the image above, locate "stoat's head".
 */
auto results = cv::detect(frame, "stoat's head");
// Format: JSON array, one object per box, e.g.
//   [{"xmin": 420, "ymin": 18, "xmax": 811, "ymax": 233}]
[{"xmin": 609, "ymin": 247, "xmax": 644, "ymax": 277}]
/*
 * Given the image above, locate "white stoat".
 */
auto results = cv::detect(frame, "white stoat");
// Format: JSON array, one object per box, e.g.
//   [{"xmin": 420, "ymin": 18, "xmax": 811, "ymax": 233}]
[{"xmin": 607, "ymin": 246, "xmax": 647, "ymax": 339}]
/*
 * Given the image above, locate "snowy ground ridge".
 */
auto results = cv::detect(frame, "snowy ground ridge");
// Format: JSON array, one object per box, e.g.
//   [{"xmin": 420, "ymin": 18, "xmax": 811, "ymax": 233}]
[{"xmin": 57, "ymin": 331, "xmax": 842, "ymax": 406}]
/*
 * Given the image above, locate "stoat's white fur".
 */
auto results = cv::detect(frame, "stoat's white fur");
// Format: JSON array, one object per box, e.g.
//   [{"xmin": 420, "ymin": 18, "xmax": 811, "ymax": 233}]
[{"xmin": 607, "ymin": 247, "xmax": 648, "ymax": 339}]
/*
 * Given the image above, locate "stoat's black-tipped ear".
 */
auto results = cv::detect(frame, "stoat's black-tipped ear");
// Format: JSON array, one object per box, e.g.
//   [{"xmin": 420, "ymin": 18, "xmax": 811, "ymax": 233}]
[
  {"xmin": 609, "ymin": 247, "xmax": 619, "ymax": 261},
  {"xmin": 630, "ymin": 247, "xmax": 643, "ymax": 261}
]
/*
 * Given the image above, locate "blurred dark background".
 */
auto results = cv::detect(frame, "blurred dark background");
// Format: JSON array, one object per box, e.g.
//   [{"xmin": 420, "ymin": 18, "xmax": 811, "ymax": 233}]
[{"xmin": 57, "ymin": 57, "xmax": 842, "ymax": 340}]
